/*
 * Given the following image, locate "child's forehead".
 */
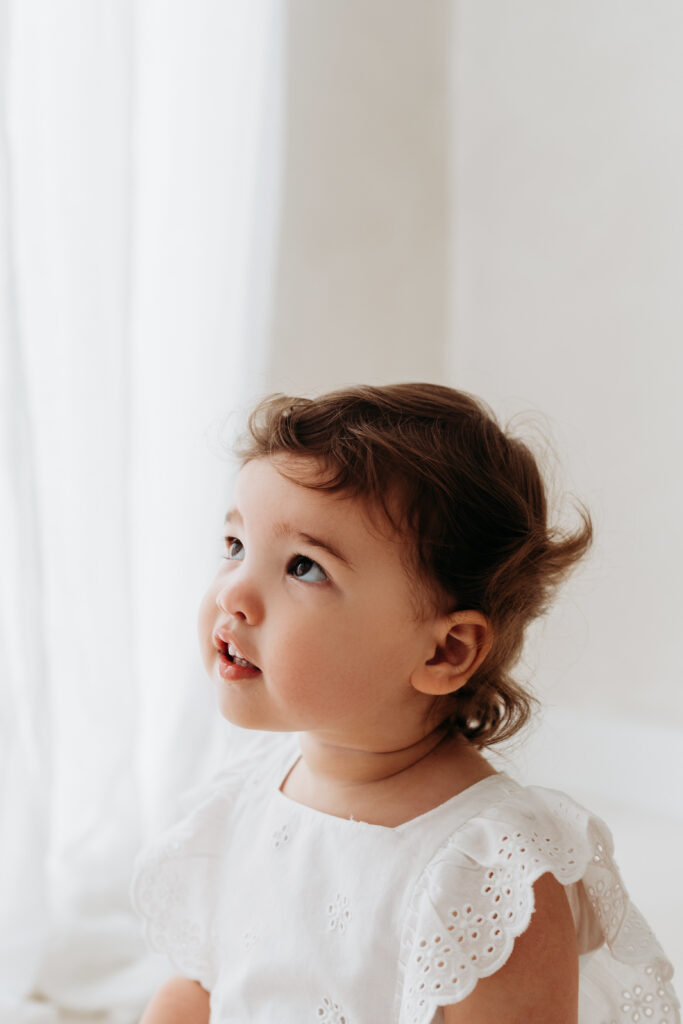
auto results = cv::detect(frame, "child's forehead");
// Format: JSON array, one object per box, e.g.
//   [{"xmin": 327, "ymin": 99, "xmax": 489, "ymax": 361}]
[{"xmin": 233, "ymin": 455, "xmax": 402, "ymax": 539}]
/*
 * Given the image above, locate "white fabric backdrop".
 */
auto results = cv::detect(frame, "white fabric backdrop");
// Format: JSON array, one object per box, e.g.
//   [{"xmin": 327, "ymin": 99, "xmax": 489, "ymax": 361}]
[{"xmin": 0, "ymin": 2, "xmax": 280, "ymax": 1020}]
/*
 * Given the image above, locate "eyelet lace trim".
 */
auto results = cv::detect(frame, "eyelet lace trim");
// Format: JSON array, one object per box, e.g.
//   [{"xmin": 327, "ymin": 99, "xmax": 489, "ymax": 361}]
[
  {"xmin": 316, "ymin": 996, "xmax": 348, "ymax": 1022},
  {"xmin": 398, "ymin": 789, "xmax": 680, "ymax": 1024}
]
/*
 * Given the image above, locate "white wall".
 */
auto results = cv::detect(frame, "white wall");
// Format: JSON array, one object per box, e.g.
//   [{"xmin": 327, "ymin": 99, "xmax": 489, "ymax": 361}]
[
  {"xmin": 449, "ymin": 0, "xmax": 683, "ymax": 727},
  {"xmin": 267, "ymin": 0, "xmax": 451, "ymax": 393},
  {"xmin": 449, "ymin": 0, "xmax": 683, "ymax": 975}
]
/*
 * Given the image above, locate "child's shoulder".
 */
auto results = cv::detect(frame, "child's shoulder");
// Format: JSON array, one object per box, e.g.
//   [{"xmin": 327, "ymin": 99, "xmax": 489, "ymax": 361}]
[
  {"xmin": 400, "ymin": 777, "xmax": 678, "ymax": 1022},
  {"xmin": 403, "ymin": 771, "xmax": 599, "ymax": 917},
  {"xmin": 411, "ymin": 775, "xmax": 600, "ymax": 930}
]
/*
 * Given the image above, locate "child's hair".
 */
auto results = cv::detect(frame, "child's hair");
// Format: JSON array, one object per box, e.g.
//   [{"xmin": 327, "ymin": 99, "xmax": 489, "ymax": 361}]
[{"xmin": 235, "ymin": 383, "xmax": 592, "ymax": 749}]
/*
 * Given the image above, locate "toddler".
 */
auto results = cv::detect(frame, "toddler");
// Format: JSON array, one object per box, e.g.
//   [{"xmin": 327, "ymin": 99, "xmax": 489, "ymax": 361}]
[{"xmin": 131, "ymin": 383, "xmax": 680, "ymax": 1024}]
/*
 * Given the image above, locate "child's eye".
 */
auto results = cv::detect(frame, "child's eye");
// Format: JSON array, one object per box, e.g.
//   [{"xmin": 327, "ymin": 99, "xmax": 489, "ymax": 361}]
[
  {"xmin": 223, "ymin": 537, "xmax": 244, "ymax": 561},
  {"xmin": 287, "ymin": 555, "xmax": 328, "ymax": 583}
]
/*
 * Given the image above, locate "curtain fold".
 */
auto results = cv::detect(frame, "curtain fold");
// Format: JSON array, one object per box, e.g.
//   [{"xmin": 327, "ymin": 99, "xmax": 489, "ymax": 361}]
[{"xmin": 0, "ymin": 2, "xmax": 280, "ymax": 1020}]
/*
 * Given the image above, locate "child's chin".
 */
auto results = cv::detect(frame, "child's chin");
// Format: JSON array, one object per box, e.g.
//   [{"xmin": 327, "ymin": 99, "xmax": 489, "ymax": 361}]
[{"xmin": 215, "ymin": 690, "xmax": 273, "ymax": 731}]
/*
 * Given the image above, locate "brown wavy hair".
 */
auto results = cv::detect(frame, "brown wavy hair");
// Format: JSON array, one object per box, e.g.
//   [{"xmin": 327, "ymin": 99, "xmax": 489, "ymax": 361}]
[{"xmin": 235, "ymin": 383, "xmax": 592, "ymax": 748}]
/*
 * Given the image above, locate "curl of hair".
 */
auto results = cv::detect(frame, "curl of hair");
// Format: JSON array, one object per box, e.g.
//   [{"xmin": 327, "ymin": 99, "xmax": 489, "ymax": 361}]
[{"xmin": 235, "ymin": 383, "xmax": 593, "ymax": 749}]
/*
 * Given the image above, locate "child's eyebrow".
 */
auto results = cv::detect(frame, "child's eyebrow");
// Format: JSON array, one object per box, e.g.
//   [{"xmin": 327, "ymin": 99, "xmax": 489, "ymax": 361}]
[
  {"xmin": 224, "ymin": 509, "xmax": 354, "ymax": 569},
  {"xmin": 277, "ymin": 525, "xmax": 354, "ymax": 569}
]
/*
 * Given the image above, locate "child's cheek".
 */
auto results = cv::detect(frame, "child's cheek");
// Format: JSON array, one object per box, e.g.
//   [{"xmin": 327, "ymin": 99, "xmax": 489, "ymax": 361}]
[
  {"xmin": 268, "ymin": 632, "xmax": 336, "ymax": 707},
  {"xmin": 197, "ymin": 584, "xmax": 219, "ymax": 666}
]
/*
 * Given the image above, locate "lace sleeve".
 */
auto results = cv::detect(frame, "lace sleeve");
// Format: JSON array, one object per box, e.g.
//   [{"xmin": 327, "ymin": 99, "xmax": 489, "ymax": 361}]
[
  {"xmin": 130, "ymin": 774, "xmax": 241, "ymax": 992},
  {"xmin": 397, "ymin": 787, "xmax": 680, "ymax": 1024}
]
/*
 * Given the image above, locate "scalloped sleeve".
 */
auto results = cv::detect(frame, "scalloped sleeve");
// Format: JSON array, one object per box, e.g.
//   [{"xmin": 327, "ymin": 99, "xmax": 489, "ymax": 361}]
[
  {"xmin": 130, "ymin": 769, "xmax": 244, "ymax": 992},
  {"xmin": 398, "ymin": 786, "xmax": 680, "ymax": 1024}
]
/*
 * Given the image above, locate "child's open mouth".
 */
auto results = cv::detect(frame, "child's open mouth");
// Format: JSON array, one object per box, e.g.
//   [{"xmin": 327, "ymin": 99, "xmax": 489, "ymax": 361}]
[
  {"xmin": 214, "ymin": 633, "xmax": 261, "ymax": 675},
  {"xmin": 224, "ymin": 641, "xmax": 259, "ymax": 670}
]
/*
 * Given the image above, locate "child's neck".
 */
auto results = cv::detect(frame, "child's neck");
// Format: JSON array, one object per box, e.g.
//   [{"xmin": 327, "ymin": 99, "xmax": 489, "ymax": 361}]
[
  {"xmin": 297, "ymin": 725, "xmax": 456, "ymax": 785},
  {"xmin": 280, "ymin": 727, "xmax": 498, "ymax": 828}
]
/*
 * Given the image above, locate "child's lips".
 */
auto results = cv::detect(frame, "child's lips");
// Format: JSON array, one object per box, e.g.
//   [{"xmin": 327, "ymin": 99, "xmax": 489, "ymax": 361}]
[
  {"xmin": 213, "ymin": 627, "xmax": 260, "ymax": 670},
  {"xmin": 216, "ymin": 650, "xmax": 261, "ymax": 681}
]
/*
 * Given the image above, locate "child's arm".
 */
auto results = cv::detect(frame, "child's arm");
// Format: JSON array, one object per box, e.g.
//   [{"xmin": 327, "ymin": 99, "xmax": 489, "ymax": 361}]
[
  {"xmin": 442, "ymin": 873, "xmax": 579, "ymax": 1024},
  {"xmin": 139, "ymin": 976, "xmax": 211, "ymax": 1024}
]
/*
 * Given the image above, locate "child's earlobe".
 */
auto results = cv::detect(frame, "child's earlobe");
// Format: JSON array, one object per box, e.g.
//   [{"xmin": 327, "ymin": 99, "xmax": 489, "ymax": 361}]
[{"xmin": 412, "ymin": 611, "xmax": 492, "ymax": 696}]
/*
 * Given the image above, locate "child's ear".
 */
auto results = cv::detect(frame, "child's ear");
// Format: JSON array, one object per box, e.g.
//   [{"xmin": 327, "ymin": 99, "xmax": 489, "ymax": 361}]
[{"xmin": 411, "ymin": 611, "xmax": 492, "ymax": 696}]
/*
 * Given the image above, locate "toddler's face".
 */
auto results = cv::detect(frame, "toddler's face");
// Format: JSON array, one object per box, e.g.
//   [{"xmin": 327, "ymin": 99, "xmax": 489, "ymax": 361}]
[{"xmin": 198, "ymin": 456, "xmax": 440, "ymax": 748}]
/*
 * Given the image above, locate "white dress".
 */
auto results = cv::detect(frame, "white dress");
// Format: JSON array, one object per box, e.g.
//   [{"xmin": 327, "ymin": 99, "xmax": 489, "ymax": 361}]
[{"xmin": 130, "ymin": 734, "xmax": 680, "ymax": 1024}]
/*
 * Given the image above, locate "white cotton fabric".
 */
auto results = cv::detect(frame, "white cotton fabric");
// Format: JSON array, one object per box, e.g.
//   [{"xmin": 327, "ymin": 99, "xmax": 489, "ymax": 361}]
[{"xmin": 130, "ymin": 734, "xmax": 680, "ymax": 1024}]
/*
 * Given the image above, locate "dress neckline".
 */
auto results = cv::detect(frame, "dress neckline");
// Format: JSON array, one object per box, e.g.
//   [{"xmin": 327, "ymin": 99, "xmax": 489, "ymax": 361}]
[{"xmin": 271, "ymin": 738, "xmax": 517, "ymax": 833}]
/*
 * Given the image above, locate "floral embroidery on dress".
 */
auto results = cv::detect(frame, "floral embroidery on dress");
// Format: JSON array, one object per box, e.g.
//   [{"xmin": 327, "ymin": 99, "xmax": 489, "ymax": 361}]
[
  {"xmin": 316, "ymin": 995, "xmax": 348, "ymax": 1022},
  {"xmin": 588, "ymin": 877, "xmax": 627, "ymax": 942},
  {"xmin": 243, "ymin": 924, "xmax": 261, "ymax": 951},
  {"xmin": 327, "ymin": 893, "xmax": 351, "ymax": 933},
  {"xmin": 272, "ymin": 824, "xmax": 290, "ymax": 848},
  {"xmin": 614, "ymin": 960, "xmax": 679, "ymax": 1021},
  {"xmin": 620, "ymin": 980, "xmax": 657, "ymax": 1021},
  {"xmin": 480, "ymin": 863, "xmax": 514, "ymax": 903}
]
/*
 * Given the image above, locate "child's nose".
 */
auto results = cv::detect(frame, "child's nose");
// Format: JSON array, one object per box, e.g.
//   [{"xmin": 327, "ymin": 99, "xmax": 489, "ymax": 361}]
[{"xmin": 215, "ymin": 576, "xmax": 264, "ymax": 625}]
